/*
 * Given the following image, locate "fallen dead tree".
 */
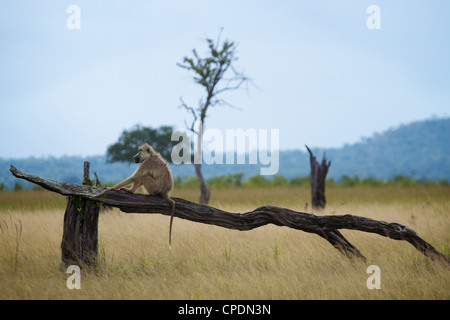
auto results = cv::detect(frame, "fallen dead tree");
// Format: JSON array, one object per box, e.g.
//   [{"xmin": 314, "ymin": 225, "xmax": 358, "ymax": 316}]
[{"xmin": 9, "ymin": 165, "xmax": 450, "ymax": 266}]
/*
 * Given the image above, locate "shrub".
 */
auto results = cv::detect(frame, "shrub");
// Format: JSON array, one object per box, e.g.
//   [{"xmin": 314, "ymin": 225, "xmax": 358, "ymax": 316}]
[
  {"xmin": 290, "ymin": 176, "xmax": 309, "ymax": 187},
  {"xmin": 13, "ymin": 182, "xmax": 23, "ymax": 192},
  {"xmin": 243, "ymin": 175, "xmax": 271, "ymax": 188},
  {"xmin": 271, "ymin": 175, "xmax": 289, "ymax": 187}
]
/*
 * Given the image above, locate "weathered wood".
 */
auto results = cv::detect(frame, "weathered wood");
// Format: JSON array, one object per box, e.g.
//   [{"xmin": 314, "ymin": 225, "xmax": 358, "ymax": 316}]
[
  {"xmin": 9, "ymin": 165, "xmax": 450, "ymax": 264},
  {"xmin": 60, "ymin": 162, "xmax": 100, "ymax": 267},
  {"xmin": 306, "ymin": 145, "xmax": 331, "ymax": 210}
]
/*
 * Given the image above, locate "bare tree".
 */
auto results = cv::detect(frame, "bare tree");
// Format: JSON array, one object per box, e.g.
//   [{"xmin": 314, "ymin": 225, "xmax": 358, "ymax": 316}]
[{"xmin": 177, "ymin": 30, "xmax": 250, "ymax": 204}]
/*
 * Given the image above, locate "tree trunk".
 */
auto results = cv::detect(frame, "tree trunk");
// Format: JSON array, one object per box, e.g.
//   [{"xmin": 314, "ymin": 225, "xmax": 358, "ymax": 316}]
[
  {"xmin": 195, "ymin": 163, "xmax": 210, "ymax": 205},
  {"xmin": 306, "ymin": 145, "xmax": 331, "ymax": 210},
  {"xmin": 195, "ymin": 120, "xmax": 210, "ymax": 204},
  {"xmin": 10, "ymin": 165, "xmax": 450, "ymax": 265},
  {"xmin": 60, "ymin": 162, "xmax": 100, "ymax": 267}
]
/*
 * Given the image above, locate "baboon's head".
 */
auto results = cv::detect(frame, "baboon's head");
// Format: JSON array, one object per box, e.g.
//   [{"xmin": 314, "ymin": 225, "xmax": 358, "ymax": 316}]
[{"xmin": 134, "ymin": 143, "xmax": 153, "ymax": 163}]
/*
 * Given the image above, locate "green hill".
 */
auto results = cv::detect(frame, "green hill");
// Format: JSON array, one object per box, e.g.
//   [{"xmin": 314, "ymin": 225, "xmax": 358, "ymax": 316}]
[
  {"xmin": 199, "ymin": 117, "xmax": 450, "ymax": 182},
  {"xmin": 317, "ymin": 117, "xmax": 450, "ymax": 181}
]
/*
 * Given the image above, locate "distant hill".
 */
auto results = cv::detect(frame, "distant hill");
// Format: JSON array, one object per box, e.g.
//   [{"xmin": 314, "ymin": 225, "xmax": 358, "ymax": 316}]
[
  {"xmin": 315, "ymin": 117, "xmax": 450, "ymax": 181},
  {"xmin": 1, "ymin": 117, "xmax": 449, "ymax": 189},
  {"xmin": 175, "ymin": 117, "xmax": 450, "ymax": 182}
]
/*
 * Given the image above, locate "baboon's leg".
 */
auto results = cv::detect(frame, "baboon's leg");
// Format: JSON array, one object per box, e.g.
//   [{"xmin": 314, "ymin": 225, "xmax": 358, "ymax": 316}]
[
  {"xmin": 130, "ymin": 181, "xmax": 143, "ymax": 193},
  {"xmin": 142, "ymin": 179, "xmax": 157, "ymax": 195}
]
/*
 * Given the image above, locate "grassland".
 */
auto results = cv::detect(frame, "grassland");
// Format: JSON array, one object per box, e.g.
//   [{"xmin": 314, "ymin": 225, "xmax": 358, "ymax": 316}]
[{"xmin": 0, "ymin": 185, "xmax": 449, "ymax": 299}]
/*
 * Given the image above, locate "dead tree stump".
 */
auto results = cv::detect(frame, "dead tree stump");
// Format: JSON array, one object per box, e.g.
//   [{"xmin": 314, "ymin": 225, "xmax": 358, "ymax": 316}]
[
  {"xmin": 60, "ymin": 161, "xmax": 100, "ymax": 267},
  {"xmin": 306, "ymin": 145, "xmax": 331, "ymax": 210}
]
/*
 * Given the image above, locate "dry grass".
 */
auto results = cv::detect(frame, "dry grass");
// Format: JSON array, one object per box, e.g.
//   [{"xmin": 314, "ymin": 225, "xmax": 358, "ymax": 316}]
[{"xmin": 0, "ymin": 186, "xmax": 449, "ymax": 299}]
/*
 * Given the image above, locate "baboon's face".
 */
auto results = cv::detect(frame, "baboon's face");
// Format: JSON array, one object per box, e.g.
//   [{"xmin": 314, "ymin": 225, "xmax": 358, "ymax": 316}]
[
  {"xmin": 134, "ymin": 144, "xmax": 152, "ymax": 163},
  {"xmin": 133, "ymin": 151, "xmax": 141, "ymax": 163}
]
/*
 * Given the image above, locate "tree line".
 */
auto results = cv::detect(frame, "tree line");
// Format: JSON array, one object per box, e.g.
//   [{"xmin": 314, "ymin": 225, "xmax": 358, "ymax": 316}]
[
  {"xmin": 176, "ymin": 173, "xmax": 449, "ymax": 189},
  {"xmin": 2, "ymin": 173, "xmax": 447, "ymax": 192}
]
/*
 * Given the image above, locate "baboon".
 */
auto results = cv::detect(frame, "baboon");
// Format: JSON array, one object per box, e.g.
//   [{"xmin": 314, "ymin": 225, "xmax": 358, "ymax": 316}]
[{"xmin": 104, "ymin": 143, "xmax": 176, "ymax": 248}]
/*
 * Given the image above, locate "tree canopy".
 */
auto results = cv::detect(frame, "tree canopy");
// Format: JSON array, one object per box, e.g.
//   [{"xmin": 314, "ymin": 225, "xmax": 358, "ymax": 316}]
[
  {"xmin": 107, "ymin": 125, "xmax": 176, "ymax": 163},
  {"xmin": 177, "ymin": 34, "xmax": 249, "ymax": 123}
]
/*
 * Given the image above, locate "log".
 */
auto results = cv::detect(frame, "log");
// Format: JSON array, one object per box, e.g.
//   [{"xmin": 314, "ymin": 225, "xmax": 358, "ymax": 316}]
[{"xmin": 9, "ymin": 165, "xmax": 450, "ymax": 264}]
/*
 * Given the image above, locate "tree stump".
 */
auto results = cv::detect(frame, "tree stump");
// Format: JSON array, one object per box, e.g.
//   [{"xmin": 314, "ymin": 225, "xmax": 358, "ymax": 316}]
[
  {"xmin": 60, "ymin": 161, "xmax": 100, "ymax": 267},
  {"xmin": 306, "ymin": 145, "xmax": 331, "ymax": 210}
]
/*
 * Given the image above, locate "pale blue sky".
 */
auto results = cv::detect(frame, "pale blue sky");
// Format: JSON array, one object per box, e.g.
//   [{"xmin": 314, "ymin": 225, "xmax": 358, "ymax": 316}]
[{"xmin": 1, "ymin": 0, "xmax": 449, "ymax": 158}]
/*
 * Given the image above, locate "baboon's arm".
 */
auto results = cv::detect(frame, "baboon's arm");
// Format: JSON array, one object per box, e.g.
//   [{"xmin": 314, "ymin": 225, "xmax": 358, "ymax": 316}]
[{"xmin": 112, "ymin": 176, "xmax": 136, "ymax": 190}]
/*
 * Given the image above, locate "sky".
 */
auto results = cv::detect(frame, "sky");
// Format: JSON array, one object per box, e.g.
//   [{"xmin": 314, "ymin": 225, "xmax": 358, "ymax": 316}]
[{"xmin": 0, "ymin": 0, "xmax": 449, "ymax": 158}]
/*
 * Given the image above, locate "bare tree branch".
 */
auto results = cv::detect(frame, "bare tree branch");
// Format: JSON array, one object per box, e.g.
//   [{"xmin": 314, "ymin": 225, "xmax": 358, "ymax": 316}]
[{"xmin": 179, "ymin": 97, "xmax": 198, "ymax": 134}]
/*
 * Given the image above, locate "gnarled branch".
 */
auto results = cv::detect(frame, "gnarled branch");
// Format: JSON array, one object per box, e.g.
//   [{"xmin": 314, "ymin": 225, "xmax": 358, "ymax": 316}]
[{"xmin": 9, "ymin": 165, "xmax": 450, "ymax": 264}]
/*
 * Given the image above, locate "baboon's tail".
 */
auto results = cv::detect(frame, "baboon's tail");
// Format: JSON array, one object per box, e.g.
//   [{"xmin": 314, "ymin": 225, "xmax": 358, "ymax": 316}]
[{"xmin": 164, "ymin": 195, "xmax": 176, "ymax": 250}]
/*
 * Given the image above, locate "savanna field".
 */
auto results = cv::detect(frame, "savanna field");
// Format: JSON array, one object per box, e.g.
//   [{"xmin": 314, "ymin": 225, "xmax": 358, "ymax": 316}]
[{"xmin": 0, "ymin": 185, "xmax": 449, "ymax": 300}]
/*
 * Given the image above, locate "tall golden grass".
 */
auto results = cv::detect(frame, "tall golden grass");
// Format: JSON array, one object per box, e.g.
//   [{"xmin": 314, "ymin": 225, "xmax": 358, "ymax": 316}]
[{"xmin": 0, "ymin": 185, "xmax": 449, "ymax": 299}]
